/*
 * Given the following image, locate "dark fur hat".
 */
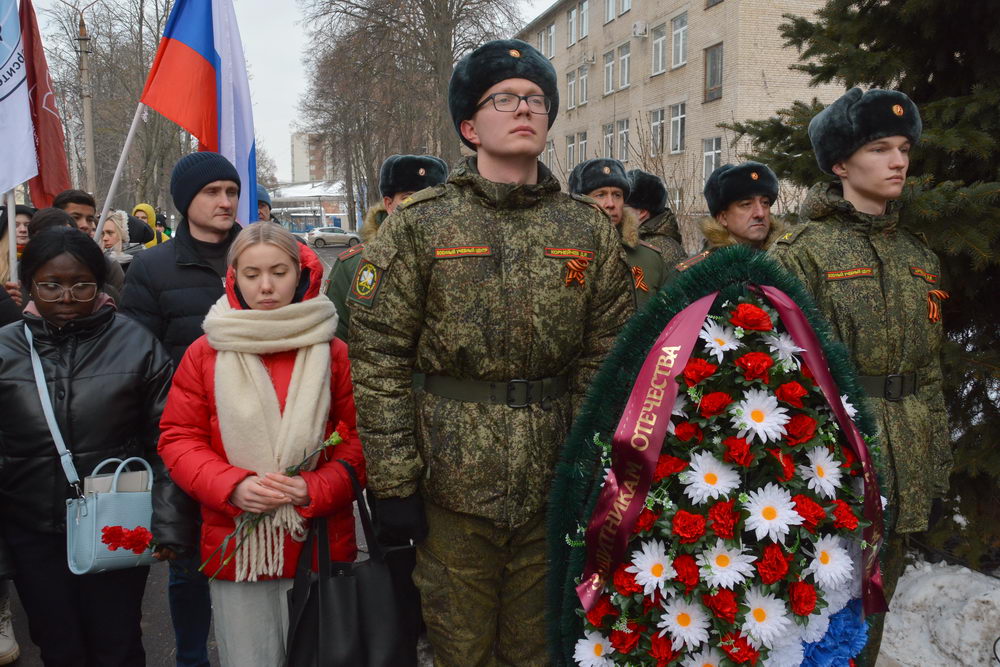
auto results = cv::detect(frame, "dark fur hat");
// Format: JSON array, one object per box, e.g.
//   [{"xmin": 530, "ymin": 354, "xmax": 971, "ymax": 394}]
[
  {"xmin": 626, "ymin": 169, "xmax": 668, "ymax": 216},
  {"xmin": 448, "ymin": 39, "xmax": 558, "ymax": 151},
  {"xmin": 378, "ymin": 155, "xmax": 449, "ymax": 198},
  {"xmin": 568, "ymin": 158, "xmax": 630, "ymax": 198},
  {"xmin": 809, "ymin": 88, "xmax": 922, "ymax": 174},
  {"xmin": 703, "ymin": 161, "xmax": 779, "ymax": 217}
]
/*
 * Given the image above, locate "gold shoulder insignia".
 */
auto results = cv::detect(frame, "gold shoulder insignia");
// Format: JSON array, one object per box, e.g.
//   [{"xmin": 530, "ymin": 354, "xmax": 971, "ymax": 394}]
[
  {"xmin": 396, "ymin": 184, "xmax": 448, "ymax": 210},
  {"xmin": 774, "ymin": 223, "xmax": 809, "ymax": 245},
  {"xmin": 639, "ymin": 240, "xmax": 663, "ymax": 255},
  {"xmin": 675, "ymin": 250, "xmax": 711, "ymax": 272},
  {"xmin": 337, "ymin": 243, "xmax": 365, "ymax": 261}
]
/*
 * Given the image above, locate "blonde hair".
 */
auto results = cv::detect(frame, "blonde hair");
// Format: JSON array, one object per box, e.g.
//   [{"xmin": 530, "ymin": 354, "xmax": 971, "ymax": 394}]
[
  {"xmin": 227, "ymin": 222, "xmax": 301, "ymax": 271},
  {"xmin": 104, "ymin": 210, "xmax": 129, "ymax": 253}
]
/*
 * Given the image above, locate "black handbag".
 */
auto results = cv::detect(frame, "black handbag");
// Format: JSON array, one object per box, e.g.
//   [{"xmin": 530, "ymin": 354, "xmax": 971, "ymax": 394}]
[{"xmin": 285, "ymin": 460, "xmax": 399, "ymax": 667}]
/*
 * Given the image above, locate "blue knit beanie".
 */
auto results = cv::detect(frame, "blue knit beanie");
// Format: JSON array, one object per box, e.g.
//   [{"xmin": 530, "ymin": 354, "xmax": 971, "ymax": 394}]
[{"xmin": 170, "ymin": 152, "xmax": 241, "ymax": 217}]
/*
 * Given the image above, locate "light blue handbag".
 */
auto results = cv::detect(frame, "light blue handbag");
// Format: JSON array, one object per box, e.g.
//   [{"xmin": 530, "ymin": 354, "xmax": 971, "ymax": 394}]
[{"xmin": 26, "ymin": 325, "xmax": 157, "ymax": 575}]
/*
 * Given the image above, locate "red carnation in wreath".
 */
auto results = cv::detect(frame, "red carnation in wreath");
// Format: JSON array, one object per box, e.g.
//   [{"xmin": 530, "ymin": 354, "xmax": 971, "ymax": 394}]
[{"xmin": 729, "ymin": 303, "xmax": 773, "ymax": 331}]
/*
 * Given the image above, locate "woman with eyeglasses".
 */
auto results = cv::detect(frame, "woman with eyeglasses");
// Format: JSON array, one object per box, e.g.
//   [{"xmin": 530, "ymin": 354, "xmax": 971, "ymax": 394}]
[{"xmin": 0, "ymin": 227, "xmax": 173, "ymax": 666}]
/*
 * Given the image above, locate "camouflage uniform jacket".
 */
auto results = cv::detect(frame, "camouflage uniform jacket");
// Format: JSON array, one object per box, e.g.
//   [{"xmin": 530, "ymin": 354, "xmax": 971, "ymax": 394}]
[
  {"xmin": 771, "ymin": 181, "xmax": 951, "ymax": 533},
  {"xmin": 348, "ymin": 157, "xmax": 634, "ymax": 528},
  {"xmin": 325, "ymin": 203, "xmax": 388, "ymax": 341},
  {"xmin": 619, "ymin": 208, "xmax": 668, "ymax": 309},
  {"xmin": 639, "ymin": 208, "xmax": 687, "ymax": 266}
]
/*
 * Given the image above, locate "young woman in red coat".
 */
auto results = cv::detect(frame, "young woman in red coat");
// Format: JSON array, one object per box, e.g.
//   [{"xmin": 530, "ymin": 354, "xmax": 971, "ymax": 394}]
[{"xmin": 158, "ymin": 222, "xmax": 364, "ymax": 666}]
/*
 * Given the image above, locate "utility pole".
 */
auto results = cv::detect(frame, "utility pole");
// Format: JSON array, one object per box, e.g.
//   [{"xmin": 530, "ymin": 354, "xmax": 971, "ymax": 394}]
[{"xmin": 77, "ymin": 13, "xmax": 96, "ymax": 195}]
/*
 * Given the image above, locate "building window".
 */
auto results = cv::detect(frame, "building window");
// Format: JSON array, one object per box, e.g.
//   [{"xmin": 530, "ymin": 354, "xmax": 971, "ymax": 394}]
[
  {"xmin": 706, "ymin": 0, "xmax": 724, "ymax": 7},
  {"xmin": 672, "ymin": 12, "xmax": 687, "ymax": 68},
  {"xmin": 670, "ymin": 102, "xmax": 686, "ymax": 153},
  {"xmin": 578, "ymin": 66, "xmax": 589, "ymax": 104},
  {"xmin": 617, "ymin": 118, "xmax": 630, "ymax": 162},
  {"xmin": 567, "ymin": 7, "xmax": 577, "ymax": 45},
  {"xmin": 604, "ymin": 0, "xmax": 615, "ymax": 24},
  {"xmin": 567, "ymin": 135, "xmax": 576, "ymax": 168},
  {"xmin": 703, "ymin": 137, "xmax": 722, "ymax": 185},
  {"xmin": 603, "ymin": 51, "xmax": 615, "ymax": 94},
  {"xmin": 651, "ymin": 24, "xmax": 666, "ymax": 75},
  {"xmin": 579, "ymin": 0, "xmax": 589, "ymax": 37},
  {"xmin": 546, "ymin": 140, "xmax": 556, "ymax": 168},
  {"xmin": 620, "ymin": 0, "xmax": 631, "ymax": 13},
  {"xmin": 567, "ymin": 72, "xmax": 577, "ymax": 109},
  {"xmin": 536, "ymin": 30, "xmax": 544, "ymax": 53},
  {"xmin": 547, "ymin": 24, "xmax": 556, "ymax": 57},
  {"xmin": 618, "ymin": 43, "xmax": 631, "ymax": 88},
  {"xmin": 603, "ymin": 123, "xmax": 615, "ymax": 158},
  {"xmin": 650, "ymin": 108, "xmax": 665, "ymax": 156},
  {"xmin": 578, "ymin": 131, "xmax": 588, "ymax": 161},
  {"xmin": 705, "ymin": 43, "xmax": 723, "ymax": 101}
]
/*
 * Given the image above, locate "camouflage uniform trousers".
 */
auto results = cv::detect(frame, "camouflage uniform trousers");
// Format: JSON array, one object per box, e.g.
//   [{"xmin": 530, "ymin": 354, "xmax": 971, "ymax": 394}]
[{"xmin": 413, "ymin": 501, "xmax": 549, "ymax": 667}]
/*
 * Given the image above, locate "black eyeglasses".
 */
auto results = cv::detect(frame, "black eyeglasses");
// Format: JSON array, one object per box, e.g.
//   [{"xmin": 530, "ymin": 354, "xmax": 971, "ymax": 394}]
[
  {"xmin": 33, "ymin": 282, "xmax": 99, "ymax": 303},
  {"xmin": 476, "ymin": 93, "xmax": 551, "ymax": 114}
]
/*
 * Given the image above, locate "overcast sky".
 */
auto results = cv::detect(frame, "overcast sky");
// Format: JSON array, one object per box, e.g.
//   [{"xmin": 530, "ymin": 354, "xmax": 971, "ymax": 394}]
[{"xmin": 33, "ymin": 0, "xmax": 554, "ymax": 182}]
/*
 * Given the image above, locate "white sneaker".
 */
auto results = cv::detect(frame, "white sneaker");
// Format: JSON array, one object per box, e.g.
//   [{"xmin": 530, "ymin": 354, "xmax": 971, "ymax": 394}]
[{"xmin": 0, "ymin": 596, "xmax": 20, "ymax": 665}]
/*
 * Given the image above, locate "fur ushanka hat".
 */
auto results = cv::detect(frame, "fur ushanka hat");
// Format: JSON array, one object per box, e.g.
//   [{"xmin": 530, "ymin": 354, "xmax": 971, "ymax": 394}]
[
  {"xmin": 568, "ymin": 158, "xmax": 631, "ymax": 198},
  {"xmin": 626, "ymin": 169, "xmax": 668, "ymax": 216},
  {"xmin": 448, "ymin": 39, "xmax": 559, "ymax": 150},
  {"xmin": 378, "ymin": 155, "xmax": 449, "ymax": 198},
  {"xmin": 809, "ymin": 87, "xmax": 922, "ymax": 174},
  {"xmin": 703, "ymin": 162, "xmax": 779, "ymax": 217}
]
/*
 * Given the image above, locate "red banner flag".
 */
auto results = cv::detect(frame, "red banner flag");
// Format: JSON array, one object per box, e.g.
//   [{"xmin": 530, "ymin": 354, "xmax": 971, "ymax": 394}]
[{"xmin": 20, "ymin": 0, "xmax": 71, "ymax": 208}]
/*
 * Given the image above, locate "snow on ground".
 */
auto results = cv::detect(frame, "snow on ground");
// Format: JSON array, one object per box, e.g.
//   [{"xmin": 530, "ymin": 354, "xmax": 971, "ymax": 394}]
[{"xmin": 878, "ymin": 559, "xmax": 1000, "ymax": 666}]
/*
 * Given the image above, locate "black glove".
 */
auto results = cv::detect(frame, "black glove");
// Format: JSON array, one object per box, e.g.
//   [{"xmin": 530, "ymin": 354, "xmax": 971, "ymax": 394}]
[{"xmin": 369, "ymin": 493, "xmax": 428, "ymax": 545}]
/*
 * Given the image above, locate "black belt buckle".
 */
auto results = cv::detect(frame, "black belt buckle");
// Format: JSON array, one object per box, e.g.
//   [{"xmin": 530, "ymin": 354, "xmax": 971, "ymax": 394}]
[
  {"xmin": 884, "ymin": 374, "xmax": 905, "ymax": 401},
  {"xmin": 506, "ymin": 379, "xmax": 532, "ymax": 408}
]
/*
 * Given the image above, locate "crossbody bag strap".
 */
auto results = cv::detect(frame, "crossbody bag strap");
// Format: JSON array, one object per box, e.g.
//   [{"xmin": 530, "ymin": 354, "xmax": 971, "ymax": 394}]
[{"xmin": 24, "ymin": 325, "xmax": 82, "ymax": 490}]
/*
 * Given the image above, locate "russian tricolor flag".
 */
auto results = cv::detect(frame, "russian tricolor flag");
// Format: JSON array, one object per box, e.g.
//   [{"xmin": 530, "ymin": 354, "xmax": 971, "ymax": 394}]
[{"xmin": 141, "ymin": 0, "xmax": 257, "ymax": 224}]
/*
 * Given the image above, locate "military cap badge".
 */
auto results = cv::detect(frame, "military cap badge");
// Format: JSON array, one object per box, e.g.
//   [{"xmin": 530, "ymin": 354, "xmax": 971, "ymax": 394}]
[
  {"xmin": 602, "ymin": 166, "xmax": 611, "ymax": 174},
  {"xmin": 892, "ymin": 104, "xmax": 904, "ymax": 116},
  {"xmin": 750, "ymin": 171, "xmax": 759, "ymax": 180},
  {"xmin": 509, "ymin": 49, "xmax": 521, "ymax": 58},
  {"xmin": 418, "ymin": 167, "xmax": 426, "ymax": 176}
]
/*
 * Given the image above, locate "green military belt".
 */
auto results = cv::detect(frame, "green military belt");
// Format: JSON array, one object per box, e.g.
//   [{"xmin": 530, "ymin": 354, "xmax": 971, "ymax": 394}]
[
  {"xmin": 414, "ymin": 373, "xmax": 570, "ymax": 408},
  {"xmin": 857, "ymin": 373, "xmax": 918, "ymax": 401}
]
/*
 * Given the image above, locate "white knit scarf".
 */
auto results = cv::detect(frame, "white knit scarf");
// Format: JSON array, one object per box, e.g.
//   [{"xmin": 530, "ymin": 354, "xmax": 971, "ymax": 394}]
[{"xmin": 202, "ymin": 294, "xmax": 337, "ymax": 581}]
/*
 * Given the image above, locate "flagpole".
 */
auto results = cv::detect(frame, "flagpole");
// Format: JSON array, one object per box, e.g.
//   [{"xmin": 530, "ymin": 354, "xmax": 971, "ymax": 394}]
[
  {"xmin": 95, "ymin": 103, "xmax": 145, "ymax": 240},
  {"xmin": 5, "ymin": 191, "xmax": 18, "ymax": 284}
]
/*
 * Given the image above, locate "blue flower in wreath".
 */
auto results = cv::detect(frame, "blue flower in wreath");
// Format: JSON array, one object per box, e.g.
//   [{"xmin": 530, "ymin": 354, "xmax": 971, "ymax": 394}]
[{"xmin": 801, "ymin": 599, "xmax": 869, "ymax": 666}]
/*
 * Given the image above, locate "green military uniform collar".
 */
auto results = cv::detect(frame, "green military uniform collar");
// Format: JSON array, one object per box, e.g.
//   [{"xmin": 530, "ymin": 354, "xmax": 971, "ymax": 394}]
[
  {"xmin": 449, "ymin": 156, "xmax": 561, "ymax": 210},
  {"xmin": 801, "ymin": 181, "xmax": 901, "ymax": 234}
]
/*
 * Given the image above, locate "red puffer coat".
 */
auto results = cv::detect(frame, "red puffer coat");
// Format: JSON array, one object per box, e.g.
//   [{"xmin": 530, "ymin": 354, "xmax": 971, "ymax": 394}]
[{"xmin": 158, "ymin": 241, "xmax": 364, "ymax": 580}]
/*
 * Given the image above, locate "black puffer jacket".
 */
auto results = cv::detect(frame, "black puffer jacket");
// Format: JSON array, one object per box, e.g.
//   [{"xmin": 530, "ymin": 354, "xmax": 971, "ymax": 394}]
[{"xmin": 0, "ymin": 304, "xmax": 172, "ymax": 574}]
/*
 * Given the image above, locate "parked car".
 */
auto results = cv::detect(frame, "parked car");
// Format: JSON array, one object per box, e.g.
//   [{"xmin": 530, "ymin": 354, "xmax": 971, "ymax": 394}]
[{"xmin": 306, "ymin": 227, "xmax": 360, "ymax": 247}]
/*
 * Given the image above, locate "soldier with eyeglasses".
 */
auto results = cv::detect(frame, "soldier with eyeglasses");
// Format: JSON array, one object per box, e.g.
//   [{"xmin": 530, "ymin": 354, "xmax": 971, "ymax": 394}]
[{"xmin": 348, "ymin": 39, "xmax": 633, "ymax": 665}]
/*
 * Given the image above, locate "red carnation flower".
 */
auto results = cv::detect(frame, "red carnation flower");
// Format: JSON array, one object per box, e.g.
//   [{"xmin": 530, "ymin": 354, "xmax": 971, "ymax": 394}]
[
  {"xmin": 793, "ymin": 494, "xmax": 827, "ymax": 533},
  {"xmin": 840, "ymin": 445, "xmax": 860, "ymax": 476},
  {"xmin": 730, "ymin": 303, "xmax": 773, "ymax": 331},
  {"xmin": 613, "ymin": 563, "xmax": 643, "ymax": 596},
  {"xmin": 683, "ymin": 358, "xmax": 718, "ymax": 387},
  {"xmin": 735, "ymin": 352, "xmax": 774, "ymax": 383},
  {"xmin": 641, "ymin": 590, "xmax": 663, "ymax": 615},
  {"xmin": 789, "ymin": 580, "xmax": 818, "ymax": 616},
  {"xmin": 831, "ymin": 499, "xmax": 860, "ymax": 531},
  {"xmin": 633, "ymin": 507, "xmax": 660, "ymax": 534},
  {"xmin": 699, "ymin": 391, "xmax": 733, "ymax": 418},
  {"xmin": 610, "ymin": 621, "xmax": 645, "ymax": 655},
  {"xmin": 653, "ymin": 453, "xmax": 688, "ymax": 482},
  {"xmin": 585, "ymin": 594, "xmax": 619, "ymax": 628},
  {"xmin": 672, "ymin": 553, "xmax": 700, "ymax": 594},
  {"xmin": 720, "ymin": 631, "xmax": 761, "ymax": 664},
  {"xmin": 101, "ymin": 525, "xmax": 126, "ymax": 549},
  {"xmin": 784, "ymin": 413, "xmax": 818, "ymax": 446},
  {"xmin": 673, "ymin": 421, "xmax": 703, "ymax": 444},
  {"xmin": 767, "ymin": 448, "xmax": 796, "ymax": 482},
  {"xmin": 702, "ymin": 588, "xmax": 738, "ymax": 624},
  {"xmin": 708, "ymin": 498, "xmax": 739, "ymax": 539},
  {"xmin": 775, "ymin": 381, "xmax": 809, "ymax": 408},
  {"xmin": 801, "ymin": 363, "xmax": 816, "ymax": 385},
  {"xmin": 125, "ymin": 527, "xmax": 153, "ymax": 554},
  {"xmin": 671, "ymin": 510, "xmax": 706, "ymax": 544},
  {"xmin": 756, "ymin": 543, "xmax": 791, "ymax": 585},
  {"xmin": 649, "ymin": 631, "xmax": 681, "ymax": 666},
  {"xmin": 722, "ymin": 436, "xmax": 755, "ymax": 467}
]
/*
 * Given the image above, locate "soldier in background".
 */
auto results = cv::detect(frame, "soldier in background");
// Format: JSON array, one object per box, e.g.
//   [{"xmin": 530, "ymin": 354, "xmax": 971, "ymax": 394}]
[
  {"xmin": 569, "ymin": 158, "xmax": 668, "ymax": 308},
  {"xmin": 626, "ymin": 168, "xmax": 686, "ymax": 265},
  {"xmin": 770, "ymin": 88, "xmax": 951, "ymax": 666},
  {"xmin": 348, "ymin": 39, "xmax": 633, "ymax": 665},
  {"xmin": 325, "ymin": 154, "xmax": 448, "ymax": 341}
]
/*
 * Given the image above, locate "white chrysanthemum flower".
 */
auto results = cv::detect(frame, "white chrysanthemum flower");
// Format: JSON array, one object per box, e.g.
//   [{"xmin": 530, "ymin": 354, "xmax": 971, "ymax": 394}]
[
  {"xmin": 681, "ymin": 451, "xmax": 741, "ymax": 505},
  {"xmin": 673, "ymin": 393, "xmax": 689, "ymax": 418},
  {"xmin": 762, "ymin": 635, "xmax": 806, "ymax": 667},
  {"xmin": 573, "ymin": 631, "xmax": 615, "ymax": 667},
  {"xmin": 742, "ymin": 586, "xmax": 794, "ymax": 649},
  {"xmin": 658, "ymin": 597, "xmax": 710, "ymax": 651},
  {"xmin": 840, "ymin": 394, "xmax": 858, "ymax": 419},
  {"xmin": 804, "ymin": 535, "xmax": 853, "ymax": 591},
  {"xmin": 681, "ymin": 646, "xmax": 725, "ymax": 667},
  {"xmin": 798, "ymin": 447, "xmax": 844, "ymax": 499},
  {"xmin": 730, "ymin": 389, "xmax": 790, "ymax": 444},
  {"xmin": 800, "ymin": 604, "xmax": 832, "ymax": 643},
  {"xmin": 765, "ymin": 332, "xmax": 805, "ymax": 368},
  {"xmin": 625, "ymin": 539, "xmax": 676, "ymax": 597},
  {"xmin": 822, "ymin": 583, "xmax": 852, "ymax": 615},
  {"xmin": 700, "ymin": 320, "xmax": 742, "ymax": 362},
  {"xmin": 742, "ymin": 483, "xmax": 804, "ymax": 543},
  {"xmin": 696, "ymin": 539, "xmax": 757, "ymax": 589}
]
